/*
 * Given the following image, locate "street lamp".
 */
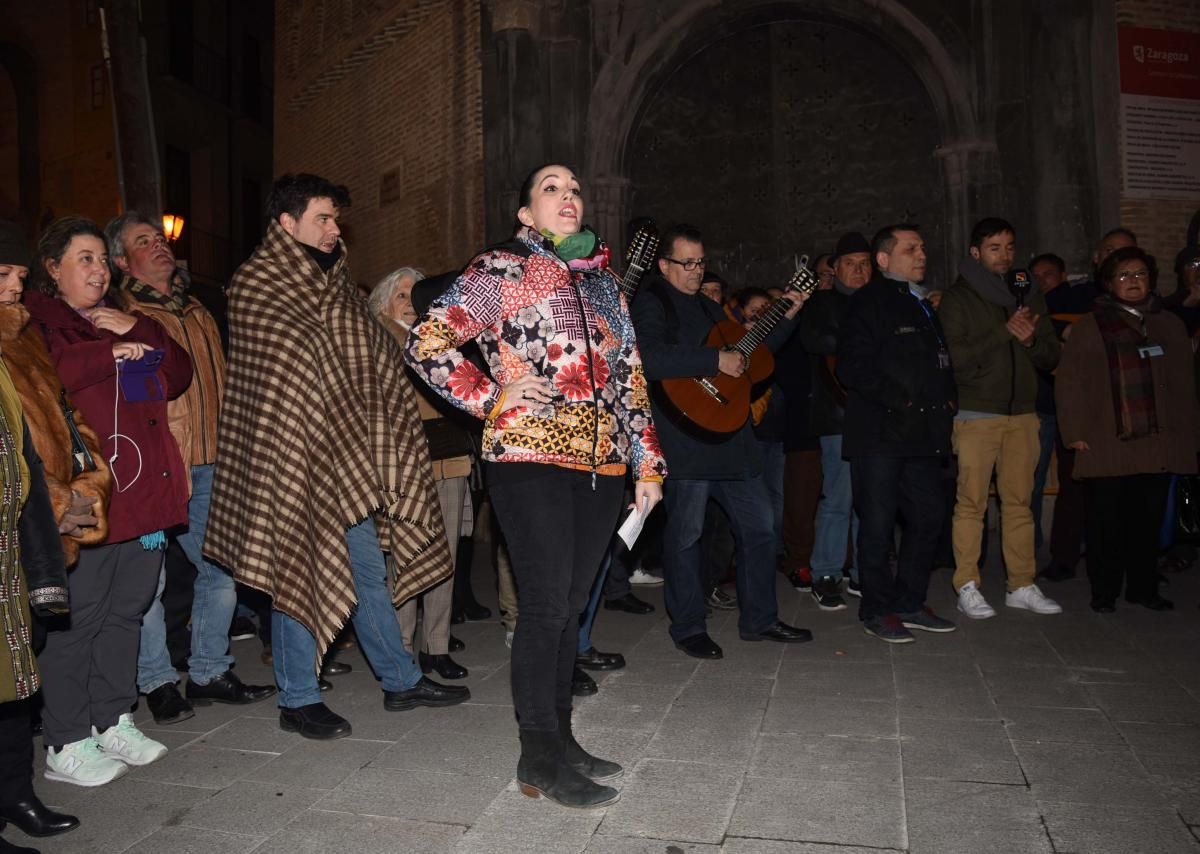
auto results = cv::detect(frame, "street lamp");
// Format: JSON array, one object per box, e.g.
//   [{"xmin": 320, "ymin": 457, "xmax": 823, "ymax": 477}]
[{"xmin": 162, "ymin": 213, "xmax": 185, "ymax": 243}]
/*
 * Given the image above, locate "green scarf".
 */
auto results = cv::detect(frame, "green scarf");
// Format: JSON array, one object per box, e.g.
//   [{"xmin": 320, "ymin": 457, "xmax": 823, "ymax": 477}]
[{"xmin": 541, "ymin": 228, "xmax": 596, "ymax": 262}]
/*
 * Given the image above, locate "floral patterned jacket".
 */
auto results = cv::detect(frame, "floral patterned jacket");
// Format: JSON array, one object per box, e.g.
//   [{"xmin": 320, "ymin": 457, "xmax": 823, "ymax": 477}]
[{"xmin": 404, "ymin": 226, "xmax": 666, "ymax": 482}]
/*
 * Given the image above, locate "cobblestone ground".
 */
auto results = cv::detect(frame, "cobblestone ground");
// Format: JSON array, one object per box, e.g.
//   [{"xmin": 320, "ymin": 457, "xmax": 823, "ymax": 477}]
[{"xmin": 15, "ymin": 536, "xmax": 1200, "ymax": 854}]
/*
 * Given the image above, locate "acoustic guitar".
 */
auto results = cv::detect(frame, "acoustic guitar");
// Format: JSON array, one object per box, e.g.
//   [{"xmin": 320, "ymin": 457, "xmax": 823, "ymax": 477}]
[
  {"xmin": 655, "ymin": 261, "xmax": 821, "ymax": 440},
  {"xmin": 620, "ymin": 223, "xmax": 659, "ymax": 301}
]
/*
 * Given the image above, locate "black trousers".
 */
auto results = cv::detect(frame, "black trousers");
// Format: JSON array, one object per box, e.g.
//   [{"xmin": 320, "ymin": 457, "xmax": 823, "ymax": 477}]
[
  {"xmin": 851, "ymin": 456, "xmax": 944, "ymax": 621},
  {"xmin": 487, "ymin": 463, "xmax": 623, "ymax": 731},
  {"xmin": 0, "ymin": 700, "xmax": 34, "ymax": 804},
  {"xmin": 1084, "ymin": 473, "xmax": 1170, "ymax": 604}
]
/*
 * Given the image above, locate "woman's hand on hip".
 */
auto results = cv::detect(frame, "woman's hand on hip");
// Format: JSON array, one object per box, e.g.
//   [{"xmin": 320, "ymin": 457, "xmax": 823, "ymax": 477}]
[
  {"xmin": 500, "ymin": 374, "xmax": 554, "ymax": 413},
  {"xmin": 112, "ymin": 341, "xmax": 149, "ymax": 361},
  {"xmin": 89, "ymin": 307, "xmax": 139, "ymax": 336},
  {"xmin": 58, "ymin": 490, "xmax": 99, "ymax": 536},
  {"xmin": 1068, "ymin": 440, "xmax": 1090, "ymax": 452},
  {"xmin": 632, "ymin": 480, "xmax": 663, "ymax": 516}
]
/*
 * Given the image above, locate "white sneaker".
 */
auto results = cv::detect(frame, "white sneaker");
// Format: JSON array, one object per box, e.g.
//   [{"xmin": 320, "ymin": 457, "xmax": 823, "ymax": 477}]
[
  {"xmin": 956, "ymin": 581, "xmax": 996, "ymax": 620},
  {"xmin": 504, "ymin": 630, "xmax": 514, "ymax": 649},
  {"xmin": 629, "ymin": 568, "xmax": 664, "ymax": 586},
  {"xmin": 93, "ymin": 714, "xmax": 168, "ymax": 766},
  {"xmin": 44, "ymin": 736, "xmax": 129, "ymax": 787},
  {"xmin": 1006, "ymin": 583, "xmax": 1063, "ymax": 615}
]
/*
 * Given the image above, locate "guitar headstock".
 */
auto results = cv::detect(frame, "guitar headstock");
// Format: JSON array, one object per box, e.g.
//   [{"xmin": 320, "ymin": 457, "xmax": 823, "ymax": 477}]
[
  {"xmin": 785, "ymin": 255, "xmax": 821, "ymax": 297},
  {"xmin": 625, "ymin": 223, "xmax": 660, "ymax": 270}
]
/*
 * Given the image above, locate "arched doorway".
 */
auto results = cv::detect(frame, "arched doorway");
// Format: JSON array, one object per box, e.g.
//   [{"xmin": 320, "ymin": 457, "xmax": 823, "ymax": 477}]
[
  {"xmin": 585, "ymin": 0, "xmax": 988, "ymax": 287},
  {"xmin": 626, "ymin": 17, "xmax": 945, "ymax": 289}
]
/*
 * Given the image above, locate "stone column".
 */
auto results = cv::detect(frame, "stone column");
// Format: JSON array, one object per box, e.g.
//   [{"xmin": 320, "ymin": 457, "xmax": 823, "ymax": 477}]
[
  {"xmin": 935, "ymin": 139, "xmax": 1001, "ymax": 263},
  {"xmin": 481, "ymin": 0, "xmax": 545, "ymax": 244},
  {"xmin": 588, "ymin": 174, "xmax": 630, "ymax": 261}
]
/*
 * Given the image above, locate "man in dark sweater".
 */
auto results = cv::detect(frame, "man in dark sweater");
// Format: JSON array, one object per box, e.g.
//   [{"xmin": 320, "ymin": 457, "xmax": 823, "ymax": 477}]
[
  {"xmin": 798, "ymin": 232, "xmax": 873, "ymax": 611},
  {"xmin": 632, "ymin": 224, "xmax": 811, "ymax": 659},
  {"xmin": 838, "ymin": 224, "xmax": 958, "ymax": 643}
]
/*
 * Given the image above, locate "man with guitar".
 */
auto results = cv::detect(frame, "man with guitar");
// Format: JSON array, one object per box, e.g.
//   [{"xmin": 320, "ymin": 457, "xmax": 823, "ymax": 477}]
[
  {"xmin": 631, "ymin": 224, "xmax": 813, "ymax": 659},
  {"xmin": 796, "ymin": 232, "xmax": 874, "ymax": 612}
]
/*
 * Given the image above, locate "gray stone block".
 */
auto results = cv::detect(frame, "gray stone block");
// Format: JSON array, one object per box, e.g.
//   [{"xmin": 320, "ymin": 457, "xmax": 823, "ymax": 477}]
[
  {"xmin": 901, "ymin": 717, "xmax": 1024, "ymax": 784},
  {"xmin": 177, "ymin": 780, "xmax": 327, "ymax": 835},
  {"xmin": 453, "ymin": 786, "xmax": 601, "ymax": 854},
  {"xmin": 119, "ymin": 826, "xmax": 263, "ymax": 854},
  {"xmin": 587, "ymin": 837, "xmax": 719, "ymax": 853},
  {"xmin": 905, "ymin": 778, "xmax": 1051, "ymax": 854},
  {"xmin": 598, "ymin": 758, "xmax": 743, "ymax": 844},
  {"xmin": 999, "ymin": 704, "xmax": 1121, "ymax": 745},
  {"xmin": 371, "ymin": 729, "xmax": 520, "ymax": 778},
  {"xmin": 761, "ymin": 696, "xmax": 899, "ymax": 738},
  {"xmin": 129, "ymin": 744, "xmax": 277, "ymax": 788},
  {"xmin": 198, "ymin": 714, "xmax": 303, "ymax": 754},
  {"xmin": 1040, "ymin": 802, "xmax": 1199, "ymax": 854},
  {"xmin": 1014, "ymin": 742, "xmax": 1163, "ymax": 806},
  {"xmin": 319, "ymin": 766, "xmax": 508, "ymax": 824},
  {"xmin": 720, "ymin": 841, "xmax": 888, "ymax": 854},
  {"xmin": 750, "ymin": 733, "xmax": 901, "ymax": 783},
  {"xmin": 252, "ymin": 809, "xmax": 462, "ymax": 853},
  {"xmin": 242, "ymin": 737, "xmax": 392, "ymax": 790},
  {"xmin": 1087, "ymin": 682, "xmax": 1200, "ymax": 725},
  {"xmin": 730, "ymin": 775, "xmax": 905, "ymax": 849}
]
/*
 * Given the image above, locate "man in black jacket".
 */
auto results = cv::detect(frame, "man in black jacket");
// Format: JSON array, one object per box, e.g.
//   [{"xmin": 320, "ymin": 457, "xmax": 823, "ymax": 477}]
[
  {"xmin": 797, "ymin": 232, "xmax": 873, "ymax": 611},
  {"xmin": 837, "ymin": 224, "xmax": 958, "ymax": 643},
  {"xmin": 632, "ymin": 224, "xmax": 811, "ymax": 659}
]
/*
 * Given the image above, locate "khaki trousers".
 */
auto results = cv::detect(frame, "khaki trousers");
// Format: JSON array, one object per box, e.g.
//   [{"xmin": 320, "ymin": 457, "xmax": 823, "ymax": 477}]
[
  {"xmin": 398, "ymin": 476, "xmax": 467, "ymax": 655},
  {"xmin": 951, "ymin": 414, "xmax": 1040, "ymax": 593}
]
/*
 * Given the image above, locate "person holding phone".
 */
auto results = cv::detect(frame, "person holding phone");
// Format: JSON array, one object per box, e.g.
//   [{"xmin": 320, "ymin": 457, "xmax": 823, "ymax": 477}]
[{"xmin": 23, "ymin": 217, "xmax": 193, "ymax": 787}]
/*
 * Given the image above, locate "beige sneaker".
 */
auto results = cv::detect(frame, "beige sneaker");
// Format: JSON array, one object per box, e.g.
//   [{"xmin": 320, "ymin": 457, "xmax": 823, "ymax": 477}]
[{"xmin": 44, "ymin": 736, "xmax": 129, "ymax": 787}]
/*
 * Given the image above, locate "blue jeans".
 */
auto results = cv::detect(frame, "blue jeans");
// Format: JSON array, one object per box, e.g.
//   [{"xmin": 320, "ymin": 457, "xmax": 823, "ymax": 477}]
[
  {"xmin": 137, "ymin": 464, "xmax": 238, "ymax": 691},
  {"xmin": 851, "ymin": 456, "xmax": 943, "ymax": 621},
  {"xmin": 273, "ymin": 518, "xmax": 423, "ymax": 708},
  {"xmin": 761, "ymin": 441, "xmax": 786, "ymax": 558},
  {"xmin": 1031, "ymin": 413, "xmax": 1057, "ymax": 550},
  {"xmin": 661, "ymin": 475, "xmax": 778, "ymax": 642},
  {"xmin": 578, "ymin": 537, "xmax": 618, "ymax": 654},
  {"xmin": 810, "ymin": 435, "xmax": 858, "ymax": 582}
]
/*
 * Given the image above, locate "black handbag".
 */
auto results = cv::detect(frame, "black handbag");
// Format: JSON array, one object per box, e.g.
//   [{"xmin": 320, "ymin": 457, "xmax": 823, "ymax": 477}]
[
  {"xmin": 60, "ymin": 391, "xmax": 97, "ymax": 475},
  {"xmin": 1174, "ymin": 474, "xmax": 1200, "ymax": 542}
]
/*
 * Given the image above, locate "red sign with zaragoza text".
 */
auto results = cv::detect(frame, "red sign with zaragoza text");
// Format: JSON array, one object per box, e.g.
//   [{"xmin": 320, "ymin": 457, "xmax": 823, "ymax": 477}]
[{"xmin": 1119, "ymin": 27, "xmax": 1200, "ymax": 100}]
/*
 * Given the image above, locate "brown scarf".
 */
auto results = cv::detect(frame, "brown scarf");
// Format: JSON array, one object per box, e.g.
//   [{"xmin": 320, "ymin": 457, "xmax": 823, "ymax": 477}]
[
  {"xmin": 1093, "ymin": 293, "xmax": 1160, "ymax": 440},
  {"xmin": 204, "ymin": 221, "xmax": 451, "ymax": 663}
]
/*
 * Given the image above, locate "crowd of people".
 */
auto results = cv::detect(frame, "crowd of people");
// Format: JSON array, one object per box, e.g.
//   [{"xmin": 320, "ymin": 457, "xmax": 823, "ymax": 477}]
[{"xmin": 1, "ymin": 162, "xmax": 1197, "ymax": 848}]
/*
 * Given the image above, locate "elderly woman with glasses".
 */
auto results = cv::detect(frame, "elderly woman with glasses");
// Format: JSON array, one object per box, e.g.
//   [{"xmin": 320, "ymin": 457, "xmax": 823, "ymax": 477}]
[{"xmin": 1056, "ymin": 245, "xmax": 1196, "ymax": 613}]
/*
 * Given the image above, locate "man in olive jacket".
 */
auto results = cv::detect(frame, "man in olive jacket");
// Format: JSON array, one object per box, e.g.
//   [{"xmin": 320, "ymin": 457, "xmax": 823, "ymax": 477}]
[{"xmin": 938, "ymin": 218, "xmax": 1063, "ymax": 619}]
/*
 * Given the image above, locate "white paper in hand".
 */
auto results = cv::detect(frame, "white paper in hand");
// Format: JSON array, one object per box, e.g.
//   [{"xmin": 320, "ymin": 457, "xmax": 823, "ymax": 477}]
[{"xmin": 617, "ymin": 503, "xmax": 649, "ymax": 550}]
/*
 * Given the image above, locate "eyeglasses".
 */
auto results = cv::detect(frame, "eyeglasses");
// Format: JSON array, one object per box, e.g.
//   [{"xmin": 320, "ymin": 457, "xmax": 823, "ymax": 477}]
[
  {"xmin": 665, "ymin": 257, "xmax": 707, "ymax": 272},
  {"xmin": 1115, "ymin": 270, "xmax": 1149, "ymax": 282}
]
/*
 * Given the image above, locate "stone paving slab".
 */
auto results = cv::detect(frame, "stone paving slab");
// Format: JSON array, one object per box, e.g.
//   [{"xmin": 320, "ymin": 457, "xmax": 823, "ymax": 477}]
[
  {"xmin": 1038, "ymin": 802, "xmax": 1200, "ymax": 854},
  {"xmin": 12, "ymin": 537, "xmax": 1200, "ymax": 853}
]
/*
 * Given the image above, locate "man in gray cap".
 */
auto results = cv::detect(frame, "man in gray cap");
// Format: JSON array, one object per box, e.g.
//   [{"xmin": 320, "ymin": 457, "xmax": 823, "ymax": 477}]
[{"xmin": 796, "ymin": 232, "xmax": 873, "ymax": 611}]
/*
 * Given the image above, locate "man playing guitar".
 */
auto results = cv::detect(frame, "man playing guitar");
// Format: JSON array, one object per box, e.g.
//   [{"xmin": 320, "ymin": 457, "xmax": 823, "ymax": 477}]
[{"xmin": 631, "ymin": 224, "xmax": 812, "ymax": 660}]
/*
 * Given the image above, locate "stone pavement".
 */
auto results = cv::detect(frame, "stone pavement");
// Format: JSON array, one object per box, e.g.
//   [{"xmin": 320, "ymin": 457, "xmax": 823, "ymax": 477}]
[{"xmin": 13, "ymin": 547, "xmax": 1200, "ymax": 854}]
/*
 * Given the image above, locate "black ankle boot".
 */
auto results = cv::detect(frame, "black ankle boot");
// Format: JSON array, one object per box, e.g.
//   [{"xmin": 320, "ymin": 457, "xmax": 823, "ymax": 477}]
[
  {"xmin": 557, "ymin": 708, "xmax": 622, "ymax": 782},
  {"xmin": 0, "ymin": 795, "xmax": 79, "ymax": 837},
  {"xmin": 0, "ymin": 834, "xmax": 40, "ymax": 854},
  {"xmin": 516, "ymin": 729, "xmax": 620, "ymax": 808}
]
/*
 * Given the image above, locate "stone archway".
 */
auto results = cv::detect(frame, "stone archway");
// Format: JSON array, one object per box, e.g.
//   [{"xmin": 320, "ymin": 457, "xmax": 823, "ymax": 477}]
[{"xmin": 584, "ymin": 0, "xmax": 989, "ymax": 273}]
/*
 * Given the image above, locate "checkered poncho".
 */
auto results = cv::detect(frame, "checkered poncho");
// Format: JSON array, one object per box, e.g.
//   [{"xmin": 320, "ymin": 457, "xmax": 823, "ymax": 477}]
[{"xmin": 204, "ymin": 221, "xmax": 451, "ymax": 662}]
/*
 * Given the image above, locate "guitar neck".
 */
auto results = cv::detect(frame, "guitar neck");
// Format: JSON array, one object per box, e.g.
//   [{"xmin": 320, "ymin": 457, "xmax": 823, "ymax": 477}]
[
  {"xmin": 620, "ymin": 262, "xmax": 648, "ymax": 302},
  {"xmin": 733, "ymin": 292, "xmax": 795, "ymax": 356}
]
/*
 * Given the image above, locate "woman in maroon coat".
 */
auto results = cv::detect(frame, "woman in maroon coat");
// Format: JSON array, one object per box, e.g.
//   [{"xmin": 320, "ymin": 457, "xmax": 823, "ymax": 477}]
[{"xmin": 23, "ymin": 217, "xmax": 192, "ymax": 787}]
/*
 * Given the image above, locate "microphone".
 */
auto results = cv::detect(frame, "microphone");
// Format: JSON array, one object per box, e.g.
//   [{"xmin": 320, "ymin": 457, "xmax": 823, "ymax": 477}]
[{"xmin": 1006, "ymin": 269, "xmax": 1032, "ymax": 309}]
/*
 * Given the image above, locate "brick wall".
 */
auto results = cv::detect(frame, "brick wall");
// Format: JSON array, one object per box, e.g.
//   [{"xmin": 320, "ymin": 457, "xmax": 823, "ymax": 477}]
[
  {"xmin": 274, "ymin": 0, "xmax": 484, "ymax": 288},
  {"xmin": 1115, "ymin": 0, "xmax": 1200, "ymax": 291}
]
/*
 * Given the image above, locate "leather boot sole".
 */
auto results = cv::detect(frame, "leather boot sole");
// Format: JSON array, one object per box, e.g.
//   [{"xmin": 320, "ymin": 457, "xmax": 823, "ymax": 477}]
[{"xmin": 517, "ymin": 781, "xmax": 621, "ymax": 808}]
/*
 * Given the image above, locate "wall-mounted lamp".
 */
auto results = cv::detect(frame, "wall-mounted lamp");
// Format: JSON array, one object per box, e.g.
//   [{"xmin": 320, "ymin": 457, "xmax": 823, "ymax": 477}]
[{"xmin": 162, "ymin": 213, "xmax": 185, "ymax": 243}]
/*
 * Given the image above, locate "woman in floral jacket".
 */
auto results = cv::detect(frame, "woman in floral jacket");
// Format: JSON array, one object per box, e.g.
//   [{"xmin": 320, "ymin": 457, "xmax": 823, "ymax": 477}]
[{"xmin": 406, "ymin": 164, "xmax": 666, "ymax": 809}]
